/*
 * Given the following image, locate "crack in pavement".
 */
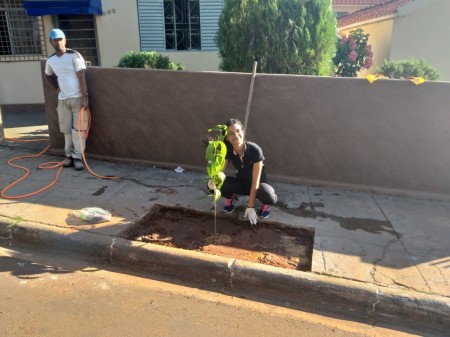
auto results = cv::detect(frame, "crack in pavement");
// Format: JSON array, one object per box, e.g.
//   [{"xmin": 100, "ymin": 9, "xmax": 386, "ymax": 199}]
[{"xmin": 372, "ymin": 195, "xmax": 432, "ymax": 293}]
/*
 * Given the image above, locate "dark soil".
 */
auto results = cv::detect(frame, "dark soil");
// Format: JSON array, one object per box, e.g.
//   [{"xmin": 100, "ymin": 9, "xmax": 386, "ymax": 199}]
[{"xmin": 121, "ymin": 204, "xmax": 314, "ymax": 271}]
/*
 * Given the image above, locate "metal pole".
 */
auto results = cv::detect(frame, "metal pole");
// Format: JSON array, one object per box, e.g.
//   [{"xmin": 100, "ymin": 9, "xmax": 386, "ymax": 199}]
[
  {"xmin": 243, "ymin": 61, "xmax": 258, "ymax": 133},
  {"xmin": 0, "ymin": 105, "xmax": 4, "ymax": 142}
]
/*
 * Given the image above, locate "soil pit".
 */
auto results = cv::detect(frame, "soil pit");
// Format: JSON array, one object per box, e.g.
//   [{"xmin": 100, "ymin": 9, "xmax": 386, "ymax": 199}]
[{"xmin": 121, "ymin": 204, "xmax": 314, "ymax": 271}]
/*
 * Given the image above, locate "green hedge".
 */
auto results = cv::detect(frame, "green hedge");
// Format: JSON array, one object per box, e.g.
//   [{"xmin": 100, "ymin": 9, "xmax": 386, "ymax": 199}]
[
  {"xmin": 117, "ymin": 51, "xmax": 184, "ymax": 70},
  {"xmin": 376, "ymin": 59, "xmax": 440, "ymax": 80}
]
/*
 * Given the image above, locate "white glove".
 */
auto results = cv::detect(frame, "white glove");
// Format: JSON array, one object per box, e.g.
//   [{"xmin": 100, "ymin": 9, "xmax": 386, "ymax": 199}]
[{"xmin": 244, "ymin": 207, "xmax": 258, "ymax": 225}]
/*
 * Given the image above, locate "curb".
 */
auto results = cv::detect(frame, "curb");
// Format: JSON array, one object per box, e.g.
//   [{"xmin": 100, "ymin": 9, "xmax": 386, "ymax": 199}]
[{"xmin": 1, "ymin": 218, "xmax": 449, "ymax": 328}]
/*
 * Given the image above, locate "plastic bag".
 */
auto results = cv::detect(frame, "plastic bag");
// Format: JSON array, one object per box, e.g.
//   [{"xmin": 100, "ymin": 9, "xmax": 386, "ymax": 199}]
[
  {"xmin": 72, "ymin": 207, "xmax": 112, "ymax": 224},
  {"xmin": 174, "ymin": 166, "xmax": 185, "ymax": 173}
]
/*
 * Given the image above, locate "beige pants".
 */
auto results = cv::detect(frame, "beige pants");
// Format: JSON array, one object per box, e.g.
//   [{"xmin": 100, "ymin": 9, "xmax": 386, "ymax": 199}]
[{"xmin": 57, "ymin": 97, "xmax": 88, "ymax": 160}]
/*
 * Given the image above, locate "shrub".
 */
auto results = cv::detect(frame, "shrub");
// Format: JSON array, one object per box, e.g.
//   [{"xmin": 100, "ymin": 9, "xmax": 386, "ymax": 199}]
[
  {"xmin": 333, "ymin": 29, "xmax": 373, "ymax": 77},
  {"xmin": 117, "ymin": 51, "xmax": 184, "ymax": 70},
  {"xmin": 376, "ymin": 59, "xmax": 440, "ymax": 80},
  {"xmin": 216, "ymin": 0, "xmax": 336, "ymax": 75}
]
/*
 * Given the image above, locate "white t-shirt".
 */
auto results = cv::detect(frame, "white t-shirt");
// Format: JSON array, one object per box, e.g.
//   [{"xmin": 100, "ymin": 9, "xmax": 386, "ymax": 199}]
[{"xmin": 45, "ymin": 49, "xmax": 86, "ymax": 100}]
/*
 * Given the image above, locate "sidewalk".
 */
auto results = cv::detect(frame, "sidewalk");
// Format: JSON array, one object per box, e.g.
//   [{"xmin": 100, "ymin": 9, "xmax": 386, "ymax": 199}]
[{"xmin": 1, "ymin": 110, "xmax": 449, "ymax": 329}]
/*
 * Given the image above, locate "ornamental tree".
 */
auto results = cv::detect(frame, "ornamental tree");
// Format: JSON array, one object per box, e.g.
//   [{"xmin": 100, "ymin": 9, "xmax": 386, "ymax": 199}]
[
  {"xmin": 333, "ymin": 29, "xmax": 373, "ymax": 77},
  {"xmin": 216, "ymin": 0, "xmax": 336, "ymax": 75}
]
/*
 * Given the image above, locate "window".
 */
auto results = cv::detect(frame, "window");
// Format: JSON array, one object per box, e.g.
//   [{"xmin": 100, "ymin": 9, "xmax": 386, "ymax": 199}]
[
  {"xmin": 138, "ymin": 0, "xmax": 223, "ymax": 52},
  {"xmin": 0, "ymin": 0, "xmax": 46, "ymax": 61},
  {"xmin": 164, "ymin": 0, "xmax": 200, "ymax": 50},
  {"xmin": 57, "ymin": 14, "xmax": 99, "ymax": 66}
]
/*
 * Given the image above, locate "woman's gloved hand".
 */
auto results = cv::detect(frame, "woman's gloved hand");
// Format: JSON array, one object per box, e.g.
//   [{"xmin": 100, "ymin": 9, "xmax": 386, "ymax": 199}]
[{"xmin": 244, "ymin": 207, "xmax": 258, "ymax": 225}]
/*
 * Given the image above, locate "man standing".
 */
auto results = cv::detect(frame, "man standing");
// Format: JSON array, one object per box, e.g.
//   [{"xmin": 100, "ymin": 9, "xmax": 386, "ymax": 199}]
[{"xmin": 44, "ymin": 28, "xmax": 88, "ymax": 170}]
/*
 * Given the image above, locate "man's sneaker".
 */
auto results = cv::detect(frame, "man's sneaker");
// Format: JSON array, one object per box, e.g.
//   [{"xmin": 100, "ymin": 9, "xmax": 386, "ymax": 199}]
[
  {"xmin": 223, "ymin": 197, "xmax": 237, "ymax": 213},
  {"xmin": 259, "ymin": 204, "xmax": 270, "ymax": 219},
  {"xmin": 62, "ymin": 157, "xmax": 74, "ymax": 167},
  {"xmin": 73, "ymin": 158, "xmax": 85, "ymax": 171}
]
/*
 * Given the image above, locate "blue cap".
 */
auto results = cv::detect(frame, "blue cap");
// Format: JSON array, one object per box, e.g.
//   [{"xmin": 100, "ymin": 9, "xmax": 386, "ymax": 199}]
[{"xmin": 49, "ymin": 29, "xmax": 65, "ymax": 39}]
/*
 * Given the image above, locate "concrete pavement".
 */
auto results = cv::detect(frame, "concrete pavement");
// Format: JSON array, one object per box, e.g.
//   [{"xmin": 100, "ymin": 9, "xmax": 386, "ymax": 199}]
[{"xmin": 1, "ymin": 110, "xmax": 449, "ymax": 329}]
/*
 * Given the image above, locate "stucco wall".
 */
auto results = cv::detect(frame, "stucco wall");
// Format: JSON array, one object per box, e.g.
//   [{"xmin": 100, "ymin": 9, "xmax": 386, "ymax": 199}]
[
  {"xmin": 42, "ymin": 65, "xmax": 450, "ymax": 200},
  {"xmin": 391, "ymin": 0, "xmax": 450, "ymax": 81}
]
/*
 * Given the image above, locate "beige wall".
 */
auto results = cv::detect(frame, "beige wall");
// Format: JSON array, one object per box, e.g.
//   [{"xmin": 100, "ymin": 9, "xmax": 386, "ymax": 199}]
[
  {"xmin": 390, "ymin": 0, "xmax": 450, "ymax": 81},
  {"xmin": 42, "ymin": 65, "xmax": 450, "ymax": 200},
  {"xmin": 95, "ymin": 0, "xmax": 140, "ymax": 67},
  {"xmin": 0, "ymin": 62, "xmax": 44, "ymax": 105},
  {"xmin": 161, "ymin": 51, "xmax": 221, "ymax": 71}
]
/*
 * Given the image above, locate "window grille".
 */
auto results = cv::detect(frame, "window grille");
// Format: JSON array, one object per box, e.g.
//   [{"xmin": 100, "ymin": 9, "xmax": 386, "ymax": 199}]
[
  {"xmin": 0, "ymin": 0, "xmax": 46, "ymax": 61},
  {"xmin": 164, "ymin": 0, "xmax": 200, "ymax": 50}
]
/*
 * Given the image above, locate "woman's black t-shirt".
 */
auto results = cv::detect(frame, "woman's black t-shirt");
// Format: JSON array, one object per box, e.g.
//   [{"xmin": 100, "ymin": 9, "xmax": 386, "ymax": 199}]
[{"xmin": 225, "ymin": 141, "xmax": 267, "ymax": 182}]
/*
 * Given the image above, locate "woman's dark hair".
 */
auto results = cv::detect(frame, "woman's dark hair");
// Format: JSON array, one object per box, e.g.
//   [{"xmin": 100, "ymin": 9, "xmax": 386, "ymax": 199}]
[{"xmin": 225, "ymin": 118, "xmax": 244, "ymax": 128}]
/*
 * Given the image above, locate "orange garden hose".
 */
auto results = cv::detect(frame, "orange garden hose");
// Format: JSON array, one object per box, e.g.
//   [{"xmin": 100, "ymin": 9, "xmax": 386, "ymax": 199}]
[
  {"xmin": 1, "ymin": 107, "xmax": 119, "ymax": 200},
  {"xmin": 77, "ymin": 107, "xmax": 119, "ymax": 180},
  {"xmin": 1, "ymin": 140, "xmax": 62, "ymax": 199}
]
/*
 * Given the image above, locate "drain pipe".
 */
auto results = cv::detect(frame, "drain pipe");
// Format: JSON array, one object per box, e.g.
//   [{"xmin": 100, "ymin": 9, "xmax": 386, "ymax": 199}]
[{"xmin": 243, "ymin": 61, "xmax": 258, "ymax": 133}]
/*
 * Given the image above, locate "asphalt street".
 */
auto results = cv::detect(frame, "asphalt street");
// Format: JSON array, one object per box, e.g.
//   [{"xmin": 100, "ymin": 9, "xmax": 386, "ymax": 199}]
[{"xmin": 1, "ymin": 243, "xmax": 444, "ymax": 337}]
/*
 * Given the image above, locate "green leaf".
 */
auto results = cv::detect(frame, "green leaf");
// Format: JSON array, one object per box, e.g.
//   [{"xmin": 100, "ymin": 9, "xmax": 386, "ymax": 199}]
[{"xmin": 205, "ymin": 141, "xmax": 217, "ymax": 162}]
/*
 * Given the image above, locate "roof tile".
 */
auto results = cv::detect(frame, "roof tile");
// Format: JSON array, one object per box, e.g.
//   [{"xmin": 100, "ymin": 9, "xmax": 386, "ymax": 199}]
[
  {"xmin": 337, "ymin": 0, "xmax": 412, "ymax": 27},
  {"xmin": 333, "ymin": 0, "xmax": 388, "ymax": 5}
]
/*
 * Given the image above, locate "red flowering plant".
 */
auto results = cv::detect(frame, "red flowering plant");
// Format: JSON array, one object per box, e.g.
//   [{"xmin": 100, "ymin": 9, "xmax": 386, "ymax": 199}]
[{"xmin": 333, "ymin": 29, "xmax": 373, "ymax": 77}]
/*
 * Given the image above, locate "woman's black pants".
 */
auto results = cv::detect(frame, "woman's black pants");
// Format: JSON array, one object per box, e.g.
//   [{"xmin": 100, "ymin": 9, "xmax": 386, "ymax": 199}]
[{"xmin": 220, "ymin": 176, "xmax": 277, "ymax": 205}]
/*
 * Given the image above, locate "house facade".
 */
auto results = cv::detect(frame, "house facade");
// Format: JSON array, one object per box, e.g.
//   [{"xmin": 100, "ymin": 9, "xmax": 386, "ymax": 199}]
[
  {"xmin": 337, "ymin": 0, "xmax": 450, "ymax": 80},
  {"xmin": 0, "ymin": 0, "xmax": 223, "ymax": 106}
]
